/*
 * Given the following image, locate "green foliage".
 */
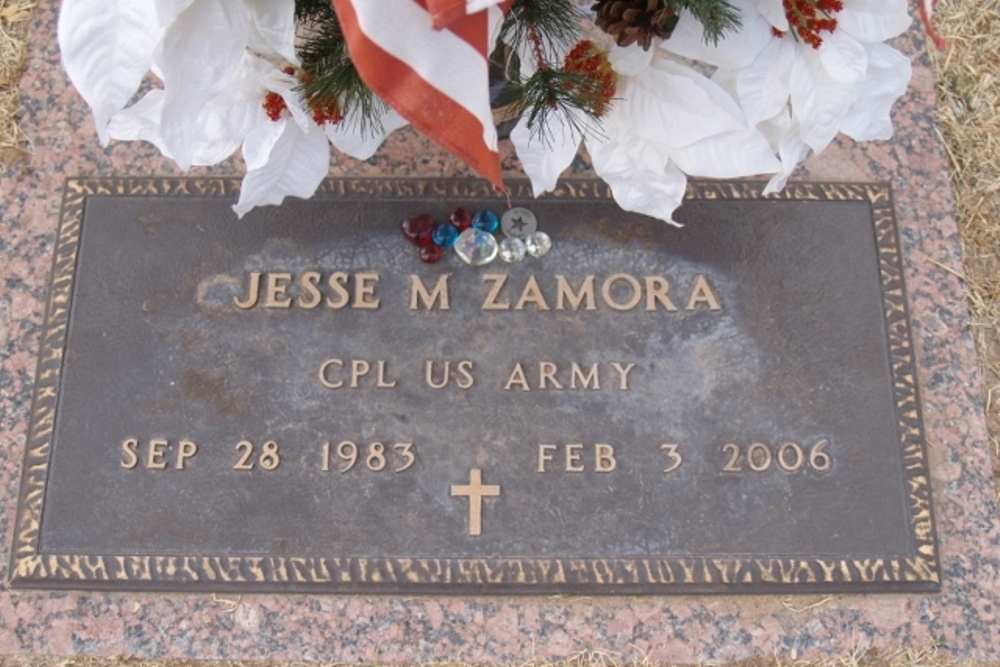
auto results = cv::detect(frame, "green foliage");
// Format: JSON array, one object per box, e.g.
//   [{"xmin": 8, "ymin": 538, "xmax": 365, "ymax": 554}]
[
  {"xmin": 294, "ymin": 0, "xmax": 388, "ymax": 135},
  {"xmin": 291, "ymin": 0, "xmax": 743, "ymax": 138},
  {"xmin": 494, "ymin": 0, "xmax": 583, "ymax": 65},
  {"xmin": 664, "ymin": 0, "xmax": 742, "ymax": 44},
  {"xmin": 505, "ymin": 67, "xmax": 609, "ymax": 143}
]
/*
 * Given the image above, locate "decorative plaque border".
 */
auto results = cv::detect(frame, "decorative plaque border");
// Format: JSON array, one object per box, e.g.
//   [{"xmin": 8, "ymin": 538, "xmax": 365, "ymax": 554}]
[{"xmin": 9, "ymin": 178, "xmax": 940, "ymax": 594}]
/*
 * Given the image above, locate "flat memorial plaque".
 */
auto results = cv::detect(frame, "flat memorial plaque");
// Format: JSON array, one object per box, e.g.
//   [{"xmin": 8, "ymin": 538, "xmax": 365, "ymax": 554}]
[{"xmin": 10, "ymin": 177, "xmax": 939, "ymax": 594}]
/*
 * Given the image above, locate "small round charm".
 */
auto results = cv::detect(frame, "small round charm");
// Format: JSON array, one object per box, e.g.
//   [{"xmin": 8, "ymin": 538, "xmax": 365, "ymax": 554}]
[
  {"xmin": 432, "ymin": 222, "xmax": 459, "ymax": 249},
  {"xmin": 498, "ymin": 237, "xmax": 526, "ymax": 263},
  {"xmin": 454, "ymin": 229, "xmax": 499, "ymax": 265},
  {"xmin": 525, "ymin": 230, "xmax": 552, "ymax": 257},
  {"xmin": 500, "ymin": 207, "xmax": 538, "ymax": 238},
  {"xmin": 419, "ymin": 244, "xmax": 444, "ymax": 264},
  {"xmin": 471, "ymin": 209, "xmax": 500, "ymax": 233}
]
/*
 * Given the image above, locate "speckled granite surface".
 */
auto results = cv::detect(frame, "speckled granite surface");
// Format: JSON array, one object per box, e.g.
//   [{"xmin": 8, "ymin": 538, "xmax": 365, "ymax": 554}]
[{"xmin": 1, "ymin": 2, "xmax": 998, "ymax": 662}]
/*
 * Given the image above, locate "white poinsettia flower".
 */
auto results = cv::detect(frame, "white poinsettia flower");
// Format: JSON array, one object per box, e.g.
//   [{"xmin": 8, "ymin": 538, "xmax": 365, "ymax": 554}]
[
  {"xmin": 108, "ymin": 53, "xmax": 299, "ymax": 167},
  {"xmin": 512, "ymin": 44, "xmax": 780, "ymax": 225},
  {"xmin": 683, "ymin": 0, "xmax": 912, "ymax": 192},
  {"xmin": 62, "ymin": 0, "xmax": 413, "ymax": 217}
]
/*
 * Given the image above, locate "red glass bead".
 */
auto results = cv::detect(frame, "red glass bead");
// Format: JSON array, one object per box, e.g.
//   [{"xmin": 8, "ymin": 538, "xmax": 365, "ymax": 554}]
[
  {"xmin": 402, "ymin": 213, "xmax": 435, "ymax": 246},
  {"xmin": 419, "ymin": 244, "xmax": 444, "ymax": 264},
  {"xmin": 449, "ymin": 207, "xmax": 473, "ymax": 232}
]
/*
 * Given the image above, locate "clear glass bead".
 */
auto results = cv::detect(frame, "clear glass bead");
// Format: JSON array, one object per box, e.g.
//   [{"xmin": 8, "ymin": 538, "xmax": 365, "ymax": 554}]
[
  {"xmin": 453, "ymin": 229, "xmax": 498, "ymax": 265},
  {"xmin": 498, "ymin": 237, "xmax": 526, "ymax": 263},
  {"xmin": 525, "ymin": 230, "xmax": 552, "ymax": 257}
]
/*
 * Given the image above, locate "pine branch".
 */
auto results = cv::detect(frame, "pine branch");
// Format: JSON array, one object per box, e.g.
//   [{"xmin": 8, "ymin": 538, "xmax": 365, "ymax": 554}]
[
  {"xmin": 294, "ymin": 0, "xmax": 388, "ymax": 134},
  {"xmin": 494, "ymin": 0, "xmax": 584, "ymax": 71},
  {"xmin": 295, "ymin": 0, "xmax": 335, "ymax": 22},
  {"xmin": 664, "ymin": 0, "xmax": 741, "ymax": 44},
  {"xmin": 506, "ymin": 66, "xmax": 610, "ymax": 144}
]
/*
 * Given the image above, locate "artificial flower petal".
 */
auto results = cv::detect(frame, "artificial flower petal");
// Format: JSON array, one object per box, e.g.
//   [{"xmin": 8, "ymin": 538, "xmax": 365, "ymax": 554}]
[
  {"xmin": 660, "ymin": 8, "xmax": 773, "ymax": 70},
  {"xmin": 763, "ymin": 123, "xmax": 811, "ymax": 194},
  {"xmin": 58, "ymin": 0, "xmax": 163, "ymax": 144},
  {"xmin": 789, "ymin": 45, "xmax": 860, "ymax": 153},
  {"xmin": 246, "ymin": 0, "xmax": 300, "ymax": 65},
  {"xmin": 107, "ymin": 89, "xmax": 172, "ymax": 157},
  {"xmin": 242, "ymin": 115, "xmax": 288, "ymax": 171},
  {"xmin": 618, "ymin": 60, "xmax": 744, "ymax": 150},
  {"xmin": 510, "ymin": 111, "xmax": 584, "ymax": 197},
  {"xmin": 816, "ymin": 29, "xmax": 868, "ymax": 85},
  {"xmin": 729, "ymin": 37, "xmax": 795, "ymax": 125},
  {"xmin": 234, "ymin": 120, "xmax": 330, "ymax": 218},
  {"xmin": 839, "ymin": 43, "xmax": 911, "ymax": 141},
  {"xmin": 110, "ymin": 57, "xmax": 263, "ymax": 167},
  {"xmin": 325, "ymin": 108, "xmax": 409, "ymax": 160},
  {"xmin": 589, "ymin": 134, "xmax": 688, "ymax": 227},
  {"xmin": 607, "ymin": 43, "xmax": 655, "ymax": 77},
  {"xmin": 749, "ymin": 0, "xmax": 789, "ymax": 32},
  {"xmin": 838, "ymin": 0, "xmax": 912, "ymax": 43},
  {"xmin": 158, "ymin": 0, "xmax": 249, "ymax": 169},
  {"xmin": 670, "ymin": 126, "xmax": 781, "ymax": 178}
]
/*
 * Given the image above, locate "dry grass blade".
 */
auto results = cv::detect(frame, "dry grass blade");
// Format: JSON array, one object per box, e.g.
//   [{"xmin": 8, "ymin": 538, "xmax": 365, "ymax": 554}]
[
  {"xmin": 929, "ymin": 0, "xmax": 1000, "ymax": 493},
  {"xmin": 0, "ymin": 0, "xmax": 33, "ymax": 165}
]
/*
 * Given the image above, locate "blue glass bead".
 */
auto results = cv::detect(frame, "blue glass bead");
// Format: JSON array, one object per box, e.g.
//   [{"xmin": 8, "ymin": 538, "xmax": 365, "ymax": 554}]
[
  {"xmin": 432, "ymin": 222, "xmax": 459, "ymax": 248},
  {"xmin": 471, "ymin": 209, "xmax": 500, "ymax": 233}
]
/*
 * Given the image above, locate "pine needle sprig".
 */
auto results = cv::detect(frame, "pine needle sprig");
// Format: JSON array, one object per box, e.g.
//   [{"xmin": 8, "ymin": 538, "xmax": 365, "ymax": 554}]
[
  {"xmin": 494, "ymin": 0, "xmax": 584, "ymax": 70},
  {"xmin": 507, "ymin": 68, "xmax": 609, "ymax": 145},
  {"xmin": 295, "ymin": 2, "xmax": 389, "ymax": 135},
  {"xmin": 664, "ymin": 0, "xmax": 741, "ymax": 44},
  {"xmin": 294, "ymin": 0, "xmax": 335, "ymax": 22}
]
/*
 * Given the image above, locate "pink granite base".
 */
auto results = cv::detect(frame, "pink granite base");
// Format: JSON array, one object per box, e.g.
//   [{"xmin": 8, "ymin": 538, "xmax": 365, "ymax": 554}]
[{"xmin": 1, "ymin": 2, "xmax": 998, "ymax": 662}]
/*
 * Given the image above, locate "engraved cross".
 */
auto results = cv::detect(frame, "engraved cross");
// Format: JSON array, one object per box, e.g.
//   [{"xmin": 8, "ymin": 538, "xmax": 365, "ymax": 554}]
[{"xmin": 451, "ymin": 468, "xmax": 500, "ymax": 536}]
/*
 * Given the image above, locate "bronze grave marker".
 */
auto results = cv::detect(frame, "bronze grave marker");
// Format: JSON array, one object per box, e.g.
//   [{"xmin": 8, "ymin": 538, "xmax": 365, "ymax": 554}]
[{"xmin": 10, "ymin": 177, "xmax": 939, "ymax": 594}]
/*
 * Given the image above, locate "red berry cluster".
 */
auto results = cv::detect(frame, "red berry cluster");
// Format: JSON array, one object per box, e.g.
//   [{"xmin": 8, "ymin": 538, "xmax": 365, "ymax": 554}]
[
  {"xmin": 261, "ymin": 68, "xmax": 344, "ymax": 126},
  {"xmin": 781, "ymin": 0, "xmax": 843, "ymax": 48},
  {"xmin": 263, "ymin": 91, "xmax": 287, "ymax": 121},
  {"xmin": 562, "ymin": 40, "xmax": 617, "ymax": 117},
  {"xmin": 310, "ymin": 98, "xmax": 344, "ymax": 126}
]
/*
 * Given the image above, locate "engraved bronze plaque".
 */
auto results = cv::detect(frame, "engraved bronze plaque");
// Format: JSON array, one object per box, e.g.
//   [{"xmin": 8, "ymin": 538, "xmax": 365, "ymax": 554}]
[{"xmin": 10, "ymin": 178, "xmax": 940, "ymax": 594}]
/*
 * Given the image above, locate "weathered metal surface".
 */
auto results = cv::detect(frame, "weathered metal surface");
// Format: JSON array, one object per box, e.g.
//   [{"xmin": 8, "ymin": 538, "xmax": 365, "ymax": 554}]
[{"xmin": 9, "ymin": 178, "xmax": 939, "ymax": 594}]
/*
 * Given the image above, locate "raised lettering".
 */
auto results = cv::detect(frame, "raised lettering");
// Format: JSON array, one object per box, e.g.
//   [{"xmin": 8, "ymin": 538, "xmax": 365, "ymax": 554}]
[
  {"xmin": 538, "ymin": 362, "xmax": 563, "ymax": 389},
  {"xmin": 555, "ymin": 275, "xmax": 596, "ymax": 311},
  {"xmin": 504, "ymin": 363, "xmax": 530, "ymax": 391},
  {"xmin": 354, "ymin": 272, "xmax": 380, "ymax": 309},
  {"xmin": 264, "ymin": 272, "xmax": 293, "ymax": 308},
  {"xmin": 482, "ymin": 274, "xmax": 510, "ymax": 310},
  {"xmin": 610, "ymin": 362, "xmax": 636, "ymax": 390},
  {"xmin": 602, "ymin": 274, "xmax": 642, "ymax": 311},
  {"xmin": 570, "ymin": 363, "xmax": 599, "ymax": 389},
  {"xmin": 644, "ymin": 276, "xmax": 678, "ymax": 311},
  {"xmin": 121, "ymin": 438, "xmax": 138, "ymax": 469},
  {"xmin": 595, "ymin": 444, "xmax": 617, "ymax": 472},
  {"xmin": 685, "ymin": 275, "xmax": 722, "ymax": 310},
  {"xmin": 537, "ymin": 444, "xmax": 557, "ymax": 472},
  {"xmin": 233, "ymin": 272, "xmax": 261, "ymax": 309},
  {"xmin": 326, "ymin": 272, "xmax": 350, "ymax": 309},
  {"xmin": 565, "ymin": 444, "xmax": 584, "ymax": 472},
  {"xmin": 515, "ymin": 276, "xmax": 550, "ymax": 310},
  {"xmin": 298, "ymin": 271, "xmax": 323, "ymax": 309},
  {"xmin": 318, "ymin": 359, "xmax": 344, "ymax": 388},
  {"xmin": 410, "ymin": 274, "xmax": 450, "ymax": 311}
]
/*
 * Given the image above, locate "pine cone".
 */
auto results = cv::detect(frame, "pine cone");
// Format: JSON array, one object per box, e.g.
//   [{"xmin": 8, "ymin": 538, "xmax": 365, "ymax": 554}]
[{"xmin": 592, "ymin": 0, "xmax": 678, "ymax": 51}]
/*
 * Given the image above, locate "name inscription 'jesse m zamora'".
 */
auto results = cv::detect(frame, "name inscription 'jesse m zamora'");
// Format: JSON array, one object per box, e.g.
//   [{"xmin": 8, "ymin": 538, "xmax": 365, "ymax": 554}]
[{"xmin": 230, "ymin": 271, "xmax": 724, "ymax": 313}]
